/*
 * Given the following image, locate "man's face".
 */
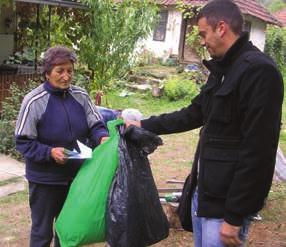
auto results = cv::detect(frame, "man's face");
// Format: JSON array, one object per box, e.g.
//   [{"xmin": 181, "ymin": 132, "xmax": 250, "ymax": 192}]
[
  {"xmin": 198, "ymin": 17, "xmax": 224, "ymax": 59},
  {"xmin": 46, "ymin": 61, "xmax": 74, "ymax": 89}
]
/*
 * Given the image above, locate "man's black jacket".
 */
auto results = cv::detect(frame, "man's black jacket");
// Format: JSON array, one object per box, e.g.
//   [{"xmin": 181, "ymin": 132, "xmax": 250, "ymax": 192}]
[{"xmin": 141, "ymin": 33, "xmax": 284, "ymax": 226}]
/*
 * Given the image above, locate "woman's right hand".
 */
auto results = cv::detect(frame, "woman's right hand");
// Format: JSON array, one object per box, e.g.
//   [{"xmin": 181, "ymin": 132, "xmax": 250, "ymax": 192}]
[{"xmin": 51, "ymin": 147, "xmax": 67, "ymax": 165}]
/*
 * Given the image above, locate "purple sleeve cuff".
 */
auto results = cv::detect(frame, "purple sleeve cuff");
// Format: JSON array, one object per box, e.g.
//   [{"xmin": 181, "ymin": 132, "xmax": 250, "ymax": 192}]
[
  {"xmin": 46, "ymin": 146, "xmax": 52, "ymax": 161},
  {"xmin": 89, "ymin": 120, "xmax": 109, "ymax": 148}
]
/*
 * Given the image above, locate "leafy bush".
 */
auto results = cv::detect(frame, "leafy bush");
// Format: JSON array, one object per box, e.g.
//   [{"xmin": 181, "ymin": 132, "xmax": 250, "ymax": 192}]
[
  {"xmin": 164, "ymin": 74, "xmax": 199, "ymax": 101},
  {"xmin": 176, "ymin": 3, "xmax": 206, "ymax": 61},
  {"xmin": 79, "ymin": 0, "xmax": 158, "ymax": 91},
  {"xmin": 72, "ymin": 70, "xmax": 91, "ymax": 92},
  {"xmin": 186, "ymin": 25, "xmax": 208, "ymax": 60},
  {"xmin": 0, "ymin": 80, "xmax": 39, "ymax": 158},
  {"xmin": 265, "ymin": 26, "xmax": 286, "ymax": 74},
  {"xmin": 4, "ymin": 47, "xmax": 35, "ymax": 66},
  {"xmin": 0, "ymin": 121, "xmax": 19, "ymax": 158}
]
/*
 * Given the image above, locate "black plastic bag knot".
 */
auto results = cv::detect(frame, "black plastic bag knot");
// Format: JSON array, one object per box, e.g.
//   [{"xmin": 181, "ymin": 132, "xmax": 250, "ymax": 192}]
[{"xmin": 123, "ymin": 125, "xmax": 163, "ymax": 154}]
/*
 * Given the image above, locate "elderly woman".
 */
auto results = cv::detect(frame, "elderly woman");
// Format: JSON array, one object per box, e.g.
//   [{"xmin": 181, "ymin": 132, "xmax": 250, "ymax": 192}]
[{"xmin": 15, "ymin": 46, "xmax": 109, "ymax": 247}]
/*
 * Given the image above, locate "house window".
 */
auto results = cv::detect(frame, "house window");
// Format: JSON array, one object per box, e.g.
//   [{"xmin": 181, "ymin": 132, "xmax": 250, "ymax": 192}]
[
  {"xmin": 153, "ymin": 10, "xmax": 168, "ymax": 41},
  {"xmin": 243, "ymin": 21, "xmax": 251, "ymax": 33}
]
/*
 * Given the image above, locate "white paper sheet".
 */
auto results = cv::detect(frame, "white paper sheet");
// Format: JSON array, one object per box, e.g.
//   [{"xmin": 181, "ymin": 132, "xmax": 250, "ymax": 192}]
[{"xmin": 64, "ymin": 140, "xmax": 92, "ymax": 159}]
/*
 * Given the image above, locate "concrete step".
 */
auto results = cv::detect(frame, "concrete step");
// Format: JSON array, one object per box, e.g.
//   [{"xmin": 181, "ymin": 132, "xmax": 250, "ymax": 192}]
[
  {"xmin": 0, "ymin": 154, "xmax": 25, "ymax": 181},
  {"xmin": 0, "ymin": 179, "xmax": 26, "ymax": 198},
  {"xmin": 129, "ymin": 75, "xmax": 163, "ymax": 84},
  {"xmin": 127, "ymin": 83, "xmax": 152, "ymax": 92}
]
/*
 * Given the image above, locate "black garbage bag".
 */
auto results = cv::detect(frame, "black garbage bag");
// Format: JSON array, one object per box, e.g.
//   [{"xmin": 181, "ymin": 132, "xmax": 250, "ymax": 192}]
[{"xmin": 106, "ymin": 125, "xmax": 169, "ymax": 247}]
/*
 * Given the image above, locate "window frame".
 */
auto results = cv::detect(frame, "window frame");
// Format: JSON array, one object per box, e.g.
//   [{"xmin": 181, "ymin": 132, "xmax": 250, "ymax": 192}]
[{"xmin": 153, "ymin": 10, "xmax": 168, "ymax": 42}]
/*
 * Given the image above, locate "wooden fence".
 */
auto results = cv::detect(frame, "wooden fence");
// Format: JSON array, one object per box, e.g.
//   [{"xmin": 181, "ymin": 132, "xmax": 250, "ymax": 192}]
[{"xmin": 0, "ymin": 73, "xmax": 41, "ymax": 112}]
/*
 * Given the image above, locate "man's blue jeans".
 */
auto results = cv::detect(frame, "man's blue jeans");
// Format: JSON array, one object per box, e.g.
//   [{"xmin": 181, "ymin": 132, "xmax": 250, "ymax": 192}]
[{"xmin": 191, "ymin": 189, "xmax": 252, "ymax": 247}]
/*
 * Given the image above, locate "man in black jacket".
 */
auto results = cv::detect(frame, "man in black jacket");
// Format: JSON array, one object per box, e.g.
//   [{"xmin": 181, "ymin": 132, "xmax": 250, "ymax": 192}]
[{"xmin": 126, "ymin": 0, "xmax": 283, "ymax": 246}]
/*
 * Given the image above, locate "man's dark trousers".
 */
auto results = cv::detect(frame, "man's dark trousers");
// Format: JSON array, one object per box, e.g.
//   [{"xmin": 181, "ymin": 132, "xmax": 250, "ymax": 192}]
[{"xmin": 28, "ymin": 182, "xmax": 70, "ymax": 247}]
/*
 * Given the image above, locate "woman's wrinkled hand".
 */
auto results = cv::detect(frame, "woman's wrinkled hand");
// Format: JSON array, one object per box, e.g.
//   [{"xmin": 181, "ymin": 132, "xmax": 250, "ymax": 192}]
[
  {"xmin": 51, "ymin": 147, "xmax": 67, "ymax": 165},
  {"xmin": 100, "ymin": 136, "xmax": 109, "ymax": 144}
]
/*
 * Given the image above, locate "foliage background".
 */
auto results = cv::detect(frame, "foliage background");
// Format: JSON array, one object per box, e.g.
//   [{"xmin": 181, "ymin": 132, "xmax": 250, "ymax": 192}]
[
  {"xmin": 79, "ymin": 0, "xmax": 158, "ymax": 93},
  {"xmin": 164, "ymin": 73, "xmax": 200, "ymax": 101},
  {"xmin": 0, "ymin": 80, "xmax": 39, "ymax": 158},
  {"xmin": 265, "ymin": 26, "xmax": 286, "ymax": 75},
  {"xmin": 258, "ymin": 0, "xmax": 286, "ymax": 12}
]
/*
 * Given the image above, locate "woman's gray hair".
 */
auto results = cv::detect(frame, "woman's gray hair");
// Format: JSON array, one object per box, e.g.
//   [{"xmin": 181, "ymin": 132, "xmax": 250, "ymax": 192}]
[{"xmin": 43, "ymin": 46, "xmax": 77, "ymax": 74}]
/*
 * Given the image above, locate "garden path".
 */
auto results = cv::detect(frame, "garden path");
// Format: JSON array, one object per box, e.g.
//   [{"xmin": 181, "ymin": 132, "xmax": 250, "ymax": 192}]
[{"xmin": 0, "ymin": 154, "xmax": 26, "ymax": 197}]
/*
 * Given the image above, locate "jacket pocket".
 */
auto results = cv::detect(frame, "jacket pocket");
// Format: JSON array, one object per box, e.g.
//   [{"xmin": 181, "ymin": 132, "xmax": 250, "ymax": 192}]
[
  {"xmin": 209, "ymin": 85, "xmax": 235, "ymax": 123},
  {"xmin": 201, "ymin": 146, "xmax": 238, "ymax": 198}
]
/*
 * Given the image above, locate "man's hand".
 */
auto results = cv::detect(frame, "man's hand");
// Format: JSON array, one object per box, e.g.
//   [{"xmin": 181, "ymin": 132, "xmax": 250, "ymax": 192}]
[
  {"xmin": 51, "ymin": 147, "xmax": 67, "ymax": 165},
  {"xmin": 100, "ymin": 136, "xmax": 109, "ymax": 144},
  {"xmin": 220, "ymin": 221, "xmax": 242, "ymax": 247},
  {"xmin": 125, "ymin": 120, "xmax": 141, "ymax": 128}
]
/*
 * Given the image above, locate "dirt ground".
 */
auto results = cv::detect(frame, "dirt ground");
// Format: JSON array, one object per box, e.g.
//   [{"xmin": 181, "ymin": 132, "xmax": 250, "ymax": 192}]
[
  {"xmin": 1, "ymin": 132, "xmax": 286, "ymax": 246},
  {"xmin": 1, "ymin": 201, "xmax": 286, "ymax": 247}
]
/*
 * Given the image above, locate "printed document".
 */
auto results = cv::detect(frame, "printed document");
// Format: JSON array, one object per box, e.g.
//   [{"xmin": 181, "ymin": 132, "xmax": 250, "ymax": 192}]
[{"xmin": 64, "ymin": 141, "xmax": 92, "ymax": 159}]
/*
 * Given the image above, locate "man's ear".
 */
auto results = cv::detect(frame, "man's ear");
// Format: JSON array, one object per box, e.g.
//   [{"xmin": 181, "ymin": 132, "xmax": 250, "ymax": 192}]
[{"xmin": 216, "ymin": 20, "xmax": 227, "ymax": 38}]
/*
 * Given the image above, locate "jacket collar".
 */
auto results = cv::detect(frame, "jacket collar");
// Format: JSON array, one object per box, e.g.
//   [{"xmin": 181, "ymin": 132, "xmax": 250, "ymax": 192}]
[
  {"xmin": 44, "ymin": 81, "xmax": 72, "ymax": 96},
  {"xmin": 203, "ymin": 32, "xmax": 251, "ymax": 76}
]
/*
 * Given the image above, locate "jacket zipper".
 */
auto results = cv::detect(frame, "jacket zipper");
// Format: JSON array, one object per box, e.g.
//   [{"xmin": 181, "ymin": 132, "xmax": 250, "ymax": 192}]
[{"xmin": 61, "ymin": 93, "xmax": 74, "ymax": 144}]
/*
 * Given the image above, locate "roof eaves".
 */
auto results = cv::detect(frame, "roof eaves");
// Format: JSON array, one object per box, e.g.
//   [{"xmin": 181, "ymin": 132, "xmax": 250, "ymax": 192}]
[
  {"xmin": 243, "ymin": 13, "xmax": 281, "ymax": 26},
  {"xmin": 156, "ymin": 0, "xmax": 205, "ymax": 7},
  {"xmin": 14, "ymin": 0, "xmax": 87, "ymax": 9},
  {"xmin": 231, "ymin": 0, "xmax": 281, "ymax": 26}
]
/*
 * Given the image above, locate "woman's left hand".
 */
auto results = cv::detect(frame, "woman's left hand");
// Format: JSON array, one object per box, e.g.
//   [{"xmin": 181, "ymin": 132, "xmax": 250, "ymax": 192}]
[
  {"xmin": 51, "ymin": 147, "xmax": 67, "ymax": 165},
  {"xmin": 100, "ymin": 137, "xmax": 109, "ymax": 144}
]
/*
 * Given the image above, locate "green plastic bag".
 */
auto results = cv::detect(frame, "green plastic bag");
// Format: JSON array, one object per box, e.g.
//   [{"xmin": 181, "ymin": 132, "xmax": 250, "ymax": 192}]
[{"xmin": 55, "ymin": 119, "xmax": 123, "ymax": 247}]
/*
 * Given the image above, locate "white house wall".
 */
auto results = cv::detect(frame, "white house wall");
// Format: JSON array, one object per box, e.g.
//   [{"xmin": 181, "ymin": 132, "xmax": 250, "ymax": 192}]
[
  {"xmin": 140, "ymin": 7, "xmax": 269, "ymax": 61},
  {"xmin": 244, "ymin": 16, "xmax": 267, "ymax": 51},
  {"xmin": 140, "ymin": 9, "xmax": 182, "ymax": 60}
]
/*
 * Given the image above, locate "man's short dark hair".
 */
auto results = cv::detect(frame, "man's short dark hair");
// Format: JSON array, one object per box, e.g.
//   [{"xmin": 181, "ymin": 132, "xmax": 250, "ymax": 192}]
[{"xmin": 196, "ymin": 0, "xmax": 243, "ymax": 35}]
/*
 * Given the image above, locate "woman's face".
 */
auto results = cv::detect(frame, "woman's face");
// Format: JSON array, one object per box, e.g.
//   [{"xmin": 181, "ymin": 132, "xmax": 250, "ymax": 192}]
[{"xmin": 46, "ymin": 61, "xmax": 74, "ymax": 89}]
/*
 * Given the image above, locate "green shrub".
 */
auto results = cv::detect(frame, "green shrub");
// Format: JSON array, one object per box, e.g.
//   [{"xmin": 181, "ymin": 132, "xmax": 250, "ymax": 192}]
[
  {"xmin": 265, "ymin": 26, "xmax": 286, "ymax": 73},
  {"xmin": 72, "ymin": 71, "xmax": 91, "ymax": 92},
  {"xmin": 0, "ymin": 80, "xmax": 39, "ymax": 158},
  {"xmin": 0, "ymin": 121, "xmax": 20, "ymax": 158},
  {"xmin": 164, "ymin": 75, "xmax": 199, "ymax": 101}
]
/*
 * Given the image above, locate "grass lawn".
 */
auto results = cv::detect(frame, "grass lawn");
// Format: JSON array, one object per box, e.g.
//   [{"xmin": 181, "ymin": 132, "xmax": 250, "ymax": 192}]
[{"xmin": 102, "ymin": 91, "xmax": 192, "ymax": 116}]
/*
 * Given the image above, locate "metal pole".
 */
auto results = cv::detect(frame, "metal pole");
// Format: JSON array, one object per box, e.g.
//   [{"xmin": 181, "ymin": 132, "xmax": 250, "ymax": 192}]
[
  {"xmin": 48, "ymin": 5, "xmax": 51, "ymax": 47},
  {"xmin": 34, "ymin": 4, "xmax": 40, "ymax": 72},
  {"xmin": 15, "ymin": 4, "xmax": 18, "ymax": 51}
]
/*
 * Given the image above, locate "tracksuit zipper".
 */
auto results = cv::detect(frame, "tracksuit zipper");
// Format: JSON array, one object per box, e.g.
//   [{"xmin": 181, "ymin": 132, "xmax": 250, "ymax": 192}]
[{"xmin": 61, "ymin": 92, "xmax": 75, "ymax": 143}]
